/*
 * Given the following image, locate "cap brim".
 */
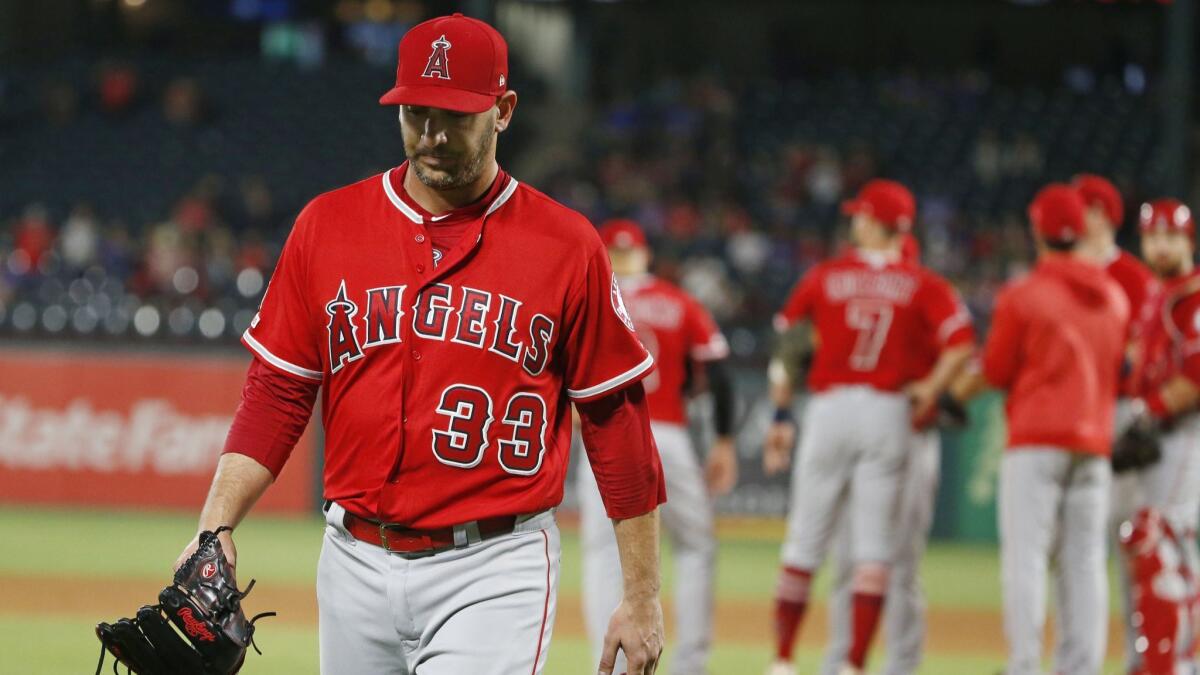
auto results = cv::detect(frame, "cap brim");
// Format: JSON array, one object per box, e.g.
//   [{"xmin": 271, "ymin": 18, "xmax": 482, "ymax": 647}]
[
  {"xmin": 840, "ymin": 198, "xmax": 863, "ymax": 216},
  {"xmin": 379, "ymin": 85, "xmax": 496, "ymax": 113}
]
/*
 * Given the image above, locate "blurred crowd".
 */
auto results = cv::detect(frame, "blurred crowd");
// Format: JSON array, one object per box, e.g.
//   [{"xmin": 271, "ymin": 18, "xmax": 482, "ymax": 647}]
[{"xmin": 0, "ymin": 60, "xmax": 1171, "ymax": 358}]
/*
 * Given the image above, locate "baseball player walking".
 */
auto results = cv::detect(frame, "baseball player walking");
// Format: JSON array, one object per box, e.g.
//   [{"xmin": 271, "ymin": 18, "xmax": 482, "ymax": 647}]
[
  {"xmin": 1116, "ymin": 198, "xmax": 1200, "ymax": 672},
  {"xmin": 818, "ymin": 233, "xmax": 974, "ymax": 675},
  {"xmin": 174, "ymin": 14, "xmax": 668, "ymax": 675},
  {"xmin": 577, "ymin": 219, "xmax": 737, "ymax": 675},
  {"xmin": 982, "ymin": 185, "xmax": 1129, "ymax": 675},
  {"xmin": 765, "ymin": 180, "xmax": 974, "ymax": 675}
]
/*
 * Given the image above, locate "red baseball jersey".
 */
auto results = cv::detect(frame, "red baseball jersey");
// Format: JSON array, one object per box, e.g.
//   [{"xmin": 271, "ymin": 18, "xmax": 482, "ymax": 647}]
[
  {"xmin": 983, "ymin": 256, "xmax": 1129, "ymax": 455},
  {"xmin": 243, "ymin": 164, "xmax": 653, "ymax": 528},
  {"xmin": 1106, "ymin": 249, "xmax": 1159, "ymax": 327},
  {"xmin": 1133, "ymin": 271, "xmax": 1200, "ymax": 395},
  {"xmin": 618, "ymin": 275, "xmax": 729, "ymax": 425},
  {"xmin": 775, "ymin": 250, "xmax": 973, "ymax": 393}
]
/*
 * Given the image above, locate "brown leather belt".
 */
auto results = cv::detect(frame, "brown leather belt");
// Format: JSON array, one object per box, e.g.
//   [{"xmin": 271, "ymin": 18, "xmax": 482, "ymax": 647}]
[{"xmin": 342, "ymin": 511, "xmax": 519, "ymax": 555}]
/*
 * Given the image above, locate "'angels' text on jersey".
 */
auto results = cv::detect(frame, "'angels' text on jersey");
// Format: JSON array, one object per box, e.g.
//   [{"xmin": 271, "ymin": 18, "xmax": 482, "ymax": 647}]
[{"xmin": 323, "ymin": 280, "xmax": 554, "ymax": 377}]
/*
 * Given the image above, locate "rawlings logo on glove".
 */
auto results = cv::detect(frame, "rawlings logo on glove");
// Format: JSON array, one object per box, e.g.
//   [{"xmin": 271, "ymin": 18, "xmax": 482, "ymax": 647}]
[
  {"xmin": 177, "ymin": 607, "xmax": 217, "ymax": 643},
  {"xmin": 94, "ymin": 527, "xmax": 275, "ymax": 675}
]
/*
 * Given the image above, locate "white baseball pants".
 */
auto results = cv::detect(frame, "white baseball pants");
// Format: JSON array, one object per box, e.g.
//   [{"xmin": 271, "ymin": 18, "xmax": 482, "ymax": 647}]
[
  {"xmin": 999, "ymin": 448, "xmax": 1110, "ymax": 675},
  {"xmin": 820, "ymin": 428, "xmax": 940, "ymax": 675},
  {"xmin": 316, "ymin": 501, "xmax": 560, "ymax": 674},
  {"xmin": 781, "ymin": 386, "xmax": 913, "ymax": 570},
  {"xmin": 578, "ymin": 422, "xmax": 715, "ymax": 675}
]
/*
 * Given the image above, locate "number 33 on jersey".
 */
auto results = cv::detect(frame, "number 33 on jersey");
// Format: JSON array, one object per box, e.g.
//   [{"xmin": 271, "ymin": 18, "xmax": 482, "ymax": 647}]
[
  {"xmin": 774, "ymin": 249, "xmax": 972, "ymax": 392},
  {"xmin": 243, "ymin": 169, "xmax": 653, "ymax": 529}
]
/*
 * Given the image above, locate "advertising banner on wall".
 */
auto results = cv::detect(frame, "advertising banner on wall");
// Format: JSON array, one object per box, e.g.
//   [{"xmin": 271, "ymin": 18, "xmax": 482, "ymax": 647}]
[{"xmin": 0, "ymin": 347, "xmax": 318, "ymax": 514}]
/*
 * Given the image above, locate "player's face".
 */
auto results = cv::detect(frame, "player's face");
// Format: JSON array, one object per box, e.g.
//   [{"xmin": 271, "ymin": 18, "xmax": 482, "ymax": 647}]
[
  {"xmin": 607, "ymin": 246, "xmax": 650, "ymax": 277},
  {"xmin": 1083, "ymin": 205, "xmax": 1110, "ymax": 236},
  {"xmin": 1141, "ymin": 229, "xmax": 1193, "ymax": 277},
  {"xmin": 850, "ymin": 213, "xmax": 891, "ymax": 249},
  {"xmin": 401, "ymin": 105, "xmax": 497, "ymax": 190}
]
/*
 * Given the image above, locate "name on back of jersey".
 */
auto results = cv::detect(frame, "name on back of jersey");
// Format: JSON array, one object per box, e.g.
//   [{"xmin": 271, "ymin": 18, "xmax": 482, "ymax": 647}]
[
  {"xmin": 323, "ymin": 279, "xmax": 555, "ymax": 376},
  {"xmin": 824, "ymin": 269, "xmax": 919, "ymax": 304}
]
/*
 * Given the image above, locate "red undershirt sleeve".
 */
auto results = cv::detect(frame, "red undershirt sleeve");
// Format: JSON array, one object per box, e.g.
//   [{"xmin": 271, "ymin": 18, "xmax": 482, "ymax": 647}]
[
  {"xmin": 222, "ymin": 357, "xmax": 320, "ymax": 477},
  {"xmin": 576, "ymin": 381, "xmax": 667, "ymax": 520}
]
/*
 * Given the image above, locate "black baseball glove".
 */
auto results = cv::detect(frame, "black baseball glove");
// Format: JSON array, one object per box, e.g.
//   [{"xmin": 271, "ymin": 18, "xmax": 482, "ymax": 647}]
[
  {"xmin": 935, "ymin": 391, "xmax": 969, "ymax": 429},
  {"xmin": 1111, "ymin": 417, "xmax": 1163, "ymax": 473},
  {"xmin": 94, "ymin": 527, "xmax": 275, "ymax": 675}
]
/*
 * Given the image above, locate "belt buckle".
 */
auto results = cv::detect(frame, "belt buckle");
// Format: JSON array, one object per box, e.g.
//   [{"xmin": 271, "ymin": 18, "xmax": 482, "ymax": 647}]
[{"xmin": 379, "ymin": 523, "xmax": 433, "ymax": 554}]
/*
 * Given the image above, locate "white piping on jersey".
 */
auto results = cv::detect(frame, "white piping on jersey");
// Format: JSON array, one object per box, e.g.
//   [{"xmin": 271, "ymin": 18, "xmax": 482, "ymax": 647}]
[
  {"xmin": 937, "ymin": 311, "xmax": 972, "ymax": 344},
  {"xmin": 381, "ymin": 169, "xmax": 424, "ymax": 224},
  {"xmin": 567, "ymin": 353, "xmax": 655, "ymax": 400},
  {"xmin": 242, "ymin": 330, "xmax": 324, "ymax": 381},
  {"xmin": 485, "ymin": 178, "xmax": 519, "ymax": 216},
  {"xmin": 381, "ymin": 168, "xmax": 520, "ymax": 223}
]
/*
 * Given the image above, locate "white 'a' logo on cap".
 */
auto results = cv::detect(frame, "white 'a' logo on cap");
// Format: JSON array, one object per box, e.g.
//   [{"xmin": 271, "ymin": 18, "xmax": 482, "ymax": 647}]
[{"xmin": 423, "ymin": 35, "xmax": 452, "ymax": 80}]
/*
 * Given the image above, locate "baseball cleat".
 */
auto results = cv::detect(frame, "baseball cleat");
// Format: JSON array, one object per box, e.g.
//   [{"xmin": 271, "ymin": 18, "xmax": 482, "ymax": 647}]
[
  {"xmin": 764, "ymin": 660, "xmax": 796, "ymax": 675},
  {"xmin": 836, "ymin": 665, "xmax": 863, "ymax": 675}
]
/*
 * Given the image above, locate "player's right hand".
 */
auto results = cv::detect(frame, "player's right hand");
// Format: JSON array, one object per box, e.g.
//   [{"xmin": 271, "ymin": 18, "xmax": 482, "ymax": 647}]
[
  {"xmin": 598, "ymin": 595, "xmax": 664, "ymax": 675},
  {"xmin": 174, "ymin": 528, "xmax": 237, "ymax": 572},
  {"xmin": 762, "ymin": 421, "xmax": 796, "ymax": 476}
]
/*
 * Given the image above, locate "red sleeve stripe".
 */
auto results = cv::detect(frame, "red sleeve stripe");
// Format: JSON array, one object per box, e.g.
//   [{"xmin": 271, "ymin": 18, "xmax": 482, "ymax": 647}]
[
  {"xmin": 567, "ymin": 353, "xmax": 654, "ymax": 400},
  {"xmin": 242, "ymin": 331, "xmax": 323, "ymax": 381}
]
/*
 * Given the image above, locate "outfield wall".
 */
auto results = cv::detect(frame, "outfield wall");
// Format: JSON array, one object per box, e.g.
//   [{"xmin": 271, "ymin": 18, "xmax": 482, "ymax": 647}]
[
  {"xmin": 0, "ymin": 346, "xmax": 318, "ymax": 514},
  {"xmin": 0, "ymin": 346, "xmax": 1005, "ymax": 540}
]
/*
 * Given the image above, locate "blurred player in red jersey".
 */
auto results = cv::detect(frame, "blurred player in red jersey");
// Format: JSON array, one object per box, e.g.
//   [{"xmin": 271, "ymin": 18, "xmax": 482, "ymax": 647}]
[
  {"xmin": 764, "ymin": 180, "xmax": 974, "ymax": 675},
  {"xmin": 818, "ymin": 232, "xmax": 975, "ymax": 675},
  {"xmin": 1071, "ymin": 173, "xmax": 1164, "ymax": 671},
  {"xmin": 983, "ymin": 185, "xmax": 1128, "ymax": 675},
  {"xmin": 1073, "ymin": 174, "xmax": 1158, "ymax": 327},
  {"xmin": 577, "ymin": 218, "xmax": 737, "ymax": 675},
  {"xmin": 1118, "ymin": 199, "xmax": 1200, "ymax": 672}
]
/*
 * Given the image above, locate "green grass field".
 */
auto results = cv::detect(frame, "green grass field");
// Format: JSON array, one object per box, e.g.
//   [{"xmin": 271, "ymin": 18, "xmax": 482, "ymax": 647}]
[{"xmin": 0, "ymin": 506, "xmax": 1126, "ymax": 674}]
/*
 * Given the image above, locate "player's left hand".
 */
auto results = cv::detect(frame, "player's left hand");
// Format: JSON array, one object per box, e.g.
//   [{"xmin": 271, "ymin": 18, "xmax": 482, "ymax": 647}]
[
  {"xmin": 905, "ymin": 378, "xmax": 940, "ymax": 423},
  {"xmin": 705, "ymin": 437, "xmax": 738, "ymax": 496},
  {"xmin": 598, "ymin": 595, "xmax": 664, "ymax": 675}
]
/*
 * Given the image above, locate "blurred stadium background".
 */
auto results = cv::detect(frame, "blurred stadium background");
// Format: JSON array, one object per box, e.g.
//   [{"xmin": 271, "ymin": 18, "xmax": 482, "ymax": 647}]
[{"xmin": 0, "ymin": 0, "xmax": 1196, "ymax": 672}]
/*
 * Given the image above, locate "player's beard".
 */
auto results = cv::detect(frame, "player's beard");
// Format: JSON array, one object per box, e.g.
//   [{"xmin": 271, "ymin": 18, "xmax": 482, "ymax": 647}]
[
  {"xmin": 409, "ymin": 126, "xmax": 494, "ymax": 191},
  {"xmin": 1150, "ymin": 254, "xmax": 1185, "ymax": 278}
]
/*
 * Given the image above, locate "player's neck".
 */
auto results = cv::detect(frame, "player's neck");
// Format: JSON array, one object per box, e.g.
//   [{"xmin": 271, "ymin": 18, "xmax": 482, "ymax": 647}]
[
  {"xmin": 854, "ymin": 244, "xmax": 898, "ymax": 266},
  {"xmin": 403, "ymin": 159, "xmax": 501, "ymax": 215},
  {"xmin": 1082, "ymin": 230, "xmax": 1118, "ymax": 263}
]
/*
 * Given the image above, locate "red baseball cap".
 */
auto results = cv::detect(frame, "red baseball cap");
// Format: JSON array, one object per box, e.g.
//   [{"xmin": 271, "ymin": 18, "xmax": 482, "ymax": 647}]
[
  {"xmin": 841, "ymin": 179, "xmax": 916, "ymax": 232},
  {"xmin": 1071, "ymin": 174, "xmax": 1124, "ymax": 226},
  {"xmin": 598, "ymin": 219, "xmax": 648, "ymax": 250},
  {"xmin": 379, "ymin": 13, "xmax": 508, "ymax": 114},
  {"xmin": 1139, "ymin": 198, "xmax": 1195, "ymax": 236},
  {"xmin": 1028, "ymin": 184, "xmax": 1087, "ymax": 243}
]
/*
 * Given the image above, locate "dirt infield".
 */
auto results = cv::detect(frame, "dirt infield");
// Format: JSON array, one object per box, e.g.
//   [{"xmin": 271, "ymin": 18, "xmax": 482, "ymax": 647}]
[{"xmin": 1, "ymin": 572, "xmax": 1129, "ymax": 658}]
